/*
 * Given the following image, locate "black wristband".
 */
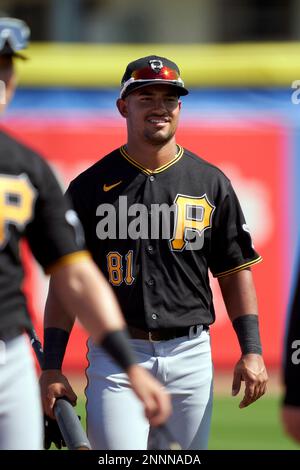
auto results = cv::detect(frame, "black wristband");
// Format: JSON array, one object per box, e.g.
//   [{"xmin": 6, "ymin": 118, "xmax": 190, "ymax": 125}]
[
  {"xmin": 42, "ymin": 327, "xmax": 70, "ymax": 370},
  {"xmin": 232, "ymin": 314, "xmax": 262, "ymax": 355},
  {"xmin": 101, "ymin": 328, "xmax": 136, "ymax": 371}
]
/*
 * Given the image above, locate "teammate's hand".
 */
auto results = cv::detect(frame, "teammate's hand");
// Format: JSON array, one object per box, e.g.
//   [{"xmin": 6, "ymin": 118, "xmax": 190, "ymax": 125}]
[
  {"xmin": 232, "ymin": 354, "xmax": 268, "ymax": 408},
  {"xmin": 281, "ymin": 406, "xmax": 300, "ymax": 443},
  {"xmin": 127, "ymin": 364, "xmax": 172, "ymax": 426},
  {"xmin": 39, "ymin": 370, "xmax": 77, "ymax": 419}
]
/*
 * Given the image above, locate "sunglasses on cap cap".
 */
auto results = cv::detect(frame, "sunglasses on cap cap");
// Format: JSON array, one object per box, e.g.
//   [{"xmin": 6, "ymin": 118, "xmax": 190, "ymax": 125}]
[
  {"xmin": 0, "ymin": 17, "xmax": 30, "ymax": 59},
  {"xmin": 120, "ymin": 55, "xmax": 189, "ymax": 99}
]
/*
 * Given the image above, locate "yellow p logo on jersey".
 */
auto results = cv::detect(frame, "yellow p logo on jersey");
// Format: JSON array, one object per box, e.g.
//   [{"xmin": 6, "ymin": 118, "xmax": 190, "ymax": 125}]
[
  {"xmin": 0, "ymin": 173, "xmax": 36, "ymax": 249},
  {"xmin": 170, "ymin": 194, "xmax": 215, "ymax": 251}
]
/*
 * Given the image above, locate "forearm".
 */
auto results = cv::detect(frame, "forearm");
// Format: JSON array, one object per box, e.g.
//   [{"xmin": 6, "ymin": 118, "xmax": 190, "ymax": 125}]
[
  {"xmin": 218, "ymin": 268, "xmax": 262, "ymax": 355},
  {"xmin": 43, "ymin": 276, "xmax": 75, "ymax": 370},
  {"xmin": 219, "ymin": 270, "xmax": 267, "ymax": 407},
  {"xmin": 45, "ymin": 280, "xmax": 75, "ymax": 332},
  {"xmin": 218, "ymin": 268, "xmax": 258, "ymax": 321}
]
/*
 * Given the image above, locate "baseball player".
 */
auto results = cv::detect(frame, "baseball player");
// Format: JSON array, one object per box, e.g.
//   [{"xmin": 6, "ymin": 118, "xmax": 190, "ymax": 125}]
[
  {"xmin": 281, "ymin": 256, "xmax": 300, "ymax": 443},
  {"xmin": 0, "ymin": 23, "xmax": 171, "ymax": 450},
  {"xmin": 40, "ymin": 55, "xmax": 268, "ymax": 450}
]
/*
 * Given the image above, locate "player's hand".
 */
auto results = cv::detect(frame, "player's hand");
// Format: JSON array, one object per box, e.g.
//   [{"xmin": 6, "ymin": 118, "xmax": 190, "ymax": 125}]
[
  {"xmin": 127, "ymin": 364, "xmax": 172, "ymax": 426},
  {"xmin": 232, "ymin": 353, "xmax": 268, "ymax": 408},
  {"xmin": 39, "ymin": 370, "xmax": 77, "ymax": 419}
]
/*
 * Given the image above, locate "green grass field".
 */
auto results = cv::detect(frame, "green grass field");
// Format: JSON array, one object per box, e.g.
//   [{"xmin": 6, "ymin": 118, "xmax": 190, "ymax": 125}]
[
  {"xmin": 209, "ymin": 396, "xmax": 299, "ymax": 449},
  {"xmin": 71, "ymin": 395, "xmax": 300, "ymax": 450}
]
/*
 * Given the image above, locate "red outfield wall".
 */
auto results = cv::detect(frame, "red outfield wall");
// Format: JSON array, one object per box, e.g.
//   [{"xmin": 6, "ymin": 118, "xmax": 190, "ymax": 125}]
[{"xmin": 6, "ymin": 118, "xmax": 287, "ymax": 369}]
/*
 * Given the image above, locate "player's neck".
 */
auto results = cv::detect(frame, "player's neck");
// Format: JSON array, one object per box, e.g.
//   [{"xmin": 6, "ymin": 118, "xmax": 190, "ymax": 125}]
[{"xmin": 125, "ymin": 139, "xmax": 178, "ymax": 171}]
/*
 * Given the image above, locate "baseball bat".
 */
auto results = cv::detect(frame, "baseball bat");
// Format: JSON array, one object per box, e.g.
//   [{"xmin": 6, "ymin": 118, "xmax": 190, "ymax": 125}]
[{"xmin": 29, "ymin": 328, "xmax": 91, "ymax": 450}]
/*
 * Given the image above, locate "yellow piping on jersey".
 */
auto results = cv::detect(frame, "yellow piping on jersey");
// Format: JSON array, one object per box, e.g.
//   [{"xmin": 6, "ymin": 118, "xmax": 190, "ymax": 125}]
[
  {"xmin": 45, "ymin": 250, "xmax": 91, "ymax": 275},
  {"xmin": 120, "ymin": 145, "xmax": 184, "ymax": 175},
  {"xmin": 215, "ymin": 255, "xmax": 262, "ymax": 278}
]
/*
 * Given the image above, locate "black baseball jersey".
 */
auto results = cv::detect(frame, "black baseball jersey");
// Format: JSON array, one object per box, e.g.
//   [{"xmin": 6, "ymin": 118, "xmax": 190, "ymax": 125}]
[
  {"xmin": 0, "ymin": 128, "xmax": 87, "ymax": 332},
  {"xmin": 283, "ymin": 262, "xmax": 300, "ymax": 406},
  {"xmin": 67, "ymin": 145, "xmax": 261, "ymax": 330}
]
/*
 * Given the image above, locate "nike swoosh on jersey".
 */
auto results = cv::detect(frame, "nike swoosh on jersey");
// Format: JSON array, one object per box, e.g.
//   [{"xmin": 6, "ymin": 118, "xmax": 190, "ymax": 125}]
[{"xmin": 103, "ymin": 180, "xmax": 123, "ymax": 192}]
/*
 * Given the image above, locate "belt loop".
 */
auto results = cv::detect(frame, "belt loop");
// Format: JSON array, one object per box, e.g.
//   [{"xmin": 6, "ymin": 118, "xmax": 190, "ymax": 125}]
[
  {"xmin": 189, "ymin": 326, "xmax": 195, "ymax": 339},
  {"xmin": 189, "ymin": 325, "xmax": 203, "ymax": 339}
]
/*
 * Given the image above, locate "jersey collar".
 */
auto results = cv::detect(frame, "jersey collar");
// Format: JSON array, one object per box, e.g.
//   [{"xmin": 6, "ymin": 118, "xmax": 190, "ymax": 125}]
[{"xmin": 119, "ymin": 145, "xmax": 184, "ymax": 176}]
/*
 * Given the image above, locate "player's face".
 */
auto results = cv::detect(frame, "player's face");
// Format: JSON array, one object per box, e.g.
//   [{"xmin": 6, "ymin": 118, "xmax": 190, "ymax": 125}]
[{"xmin": 118, "ymin": 85, "xmax": 181, "ymax": 146}]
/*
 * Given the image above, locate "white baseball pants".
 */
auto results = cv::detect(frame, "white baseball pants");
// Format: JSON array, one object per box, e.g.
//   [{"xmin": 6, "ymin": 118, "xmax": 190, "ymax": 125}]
[
  {"xmin": 85, "ymin": 325, "xmax": 213, "ymax": 450},
  {"xmin": 0, "ymin": 334, "xmax": 43, "ymax": 450}
]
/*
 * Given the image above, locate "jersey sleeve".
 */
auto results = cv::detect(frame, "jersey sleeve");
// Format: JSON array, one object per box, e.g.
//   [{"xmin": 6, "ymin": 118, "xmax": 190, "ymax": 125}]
[
  {"xmin": 25, "ymin": 157, "xmax": 87, "ymax": 272},
  {"xmin": 283, "ymin": 263, "xmax": 300, "ymax": 406},
  {"xmin": 66, "ymin": 178, "xmax": 91, "ymax": 243},
  {"xmin": 209, "ymin": 181, "xmax": 262, "ymax": 277},
  {"xmin": 66, "ymin": 180, "xmax": 86, "ymax": 224}
]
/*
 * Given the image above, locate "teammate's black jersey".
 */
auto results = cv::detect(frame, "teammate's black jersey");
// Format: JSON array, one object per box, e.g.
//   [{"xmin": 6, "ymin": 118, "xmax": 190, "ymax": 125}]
[
  {"xmin": 0, "ymin": 129, "xmax": 86, "ymax": 331},
  {"xmin": 68, "ymin": 145, "xmax": 261, "ymax": 330},
  {"xmin": 283, "ymin": 262, "xmax": 300, "ymax": 406}
]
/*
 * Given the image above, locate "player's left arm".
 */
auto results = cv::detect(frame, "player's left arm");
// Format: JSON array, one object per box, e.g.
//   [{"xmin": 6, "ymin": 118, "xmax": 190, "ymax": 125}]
[{"xmin": 218, "ymin": 268, "xmax": 268, "ymax": 408}]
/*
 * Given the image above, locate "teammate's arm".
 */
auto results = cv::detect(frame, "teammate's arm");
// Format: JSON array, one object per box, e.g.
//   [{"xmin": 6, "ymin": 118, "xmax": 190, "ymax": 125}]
[
  {"xmin": 40, "ymin": 259, "xmax": 171, "ymax": 426},
  {"xmin": 218, "ymin": 268, "xmax": 268, "ymax": 408}
]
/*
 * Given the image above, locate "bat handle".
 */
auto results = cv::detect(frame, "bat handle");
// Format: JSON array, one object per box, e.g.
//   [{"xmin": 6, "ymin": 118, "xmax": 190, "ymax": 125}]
[{"xmin": 54, "ymin": 398, "xmax": 91, "ymax": 450}]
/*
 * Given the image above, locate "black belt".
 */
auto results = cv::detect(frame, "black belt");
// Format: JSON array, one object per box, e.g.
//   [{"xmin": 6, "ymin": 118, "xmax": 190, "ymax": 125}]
[
  {"xmin": 0, "ymin": 326, "xmax": 24, "ymax": 341},
  {"xmin": 127, "ymin": 325, "xmax": 206, "ymax": 342}
]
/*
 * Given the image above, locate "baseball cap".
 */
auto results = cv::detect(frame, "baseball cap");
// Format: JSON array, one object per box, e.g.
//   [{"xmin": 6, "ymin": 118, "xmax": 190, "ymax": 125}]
[
  {"xmin": 120, "ymin": 55, "xmax": 189, "ymax": 99},
  {"xmin": 0, "ymin": 17, "xmax": 30, "ymax": 60}
]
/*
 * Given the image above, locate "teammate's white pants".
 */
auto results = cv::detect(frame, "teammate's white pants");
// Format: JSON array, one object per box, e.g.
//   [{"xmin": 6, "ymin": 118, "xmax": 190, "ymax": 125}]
[
  {"xmin": 86, "ymin": 326, "xmax": 213, "ymax": 450},
  {"xmin": 0, "ymin": 334, "xmax": 43, "ymax": 450}
]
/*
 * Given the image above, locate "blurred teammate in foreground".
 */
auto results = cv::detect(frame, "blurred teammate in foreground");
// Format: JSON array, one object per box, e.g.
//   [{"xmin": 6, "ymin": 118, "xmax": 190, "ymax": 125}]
[{"xmin": 0, "ymin": 18, "xmax": 170, "ymax": 450}]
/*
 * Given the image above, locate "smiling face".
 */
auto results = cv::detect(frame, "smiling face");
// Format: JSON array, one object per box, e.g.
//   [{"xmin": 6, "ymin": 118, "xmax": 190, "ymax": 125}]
[{"xmin": 117, "ymin": 84, "xmax": 181, "ymax": 146}]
